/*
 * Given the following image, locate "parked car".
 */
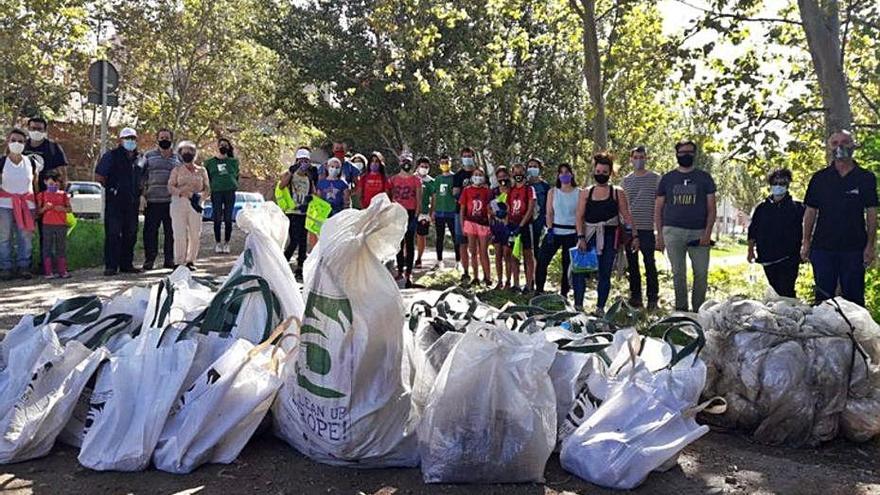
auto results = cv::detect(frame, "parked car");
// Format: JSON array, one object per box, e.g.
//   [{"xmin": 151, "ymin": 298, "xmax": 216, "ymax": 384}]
[
  {"xmin": 202, "ymin": 191, "xmax": 265, "ymax": 222},
  {"xmin": 67, "ymin": 181, "xmax": 104, "ymax": 221}
]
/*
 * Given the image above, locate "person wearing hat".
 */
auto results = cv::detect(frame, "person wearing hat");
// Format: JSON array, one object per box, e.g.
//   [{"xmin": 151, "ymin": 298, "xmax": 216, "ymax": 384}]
[
  {"xmin": 168, "ymin": 140, "xmax": 210, "ymax": 270},
  {"xmin": 95, "ymin": 127, "xmax": 143, "ymax": 276},
  {"xmin": 278, "ymin": 146, "xmax": 315, "ymax": 277}
]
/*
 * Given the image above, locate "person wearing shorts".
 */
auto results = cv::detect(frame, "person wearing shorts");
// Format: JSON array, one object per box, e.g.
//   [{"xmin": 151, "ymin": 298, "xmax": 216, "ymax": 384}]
[
  {"xmin": 459, "ymin": 167, "xmax": 492, "ymax": 286},
  {"xmin": 507, "ymin": 163, "xmax": 536, "ymax": 292},
  {"xmin": 491, "ymin": 166, "xmax": 512, "ymax": 289}
]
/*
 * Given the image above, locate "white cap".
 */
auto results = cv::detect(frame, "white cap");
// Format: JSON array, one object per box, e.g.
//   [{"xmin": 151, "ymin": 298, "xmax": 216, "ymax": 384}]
[
  {"xmin": 399, "ymin": 151, "xmax": 413, "ymax": 162},
  {"xmin": 295, "ymin": 148, "xmax": 310, "ymax": 160},
  {"xmin": 119, "ymin": 127, "xmax": 137, "ymax": 138}
]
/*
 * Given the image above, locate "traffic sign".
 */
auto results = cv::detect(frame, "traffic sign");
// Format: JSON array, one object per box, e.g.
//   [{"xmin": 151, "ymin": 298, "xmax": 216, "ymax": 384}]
[
  {"xmin": 87, "ymin": 91, "xmax": 118, "ymax": 107},
  {"xmin": 88, "ymin": 60, "xmax": 119, "ymax": 93}
]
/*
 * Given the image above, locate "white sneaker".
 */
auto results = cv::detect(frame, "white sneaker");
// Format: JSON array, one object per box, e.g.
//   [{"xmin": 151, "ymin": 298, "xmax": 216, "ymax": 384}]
[
  {"xmin": 223, "ymin": 243, "xmax": 231, "ymax": 254},
  {"xmin": 214, "ymin": 244, "xmax": 223, "ymax": 254}
]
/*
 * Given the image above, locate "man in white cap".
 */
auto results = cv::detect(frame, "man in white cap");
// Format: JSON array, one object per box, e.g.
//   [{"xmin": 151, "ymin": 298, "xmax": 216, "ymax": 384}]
[
  {"xmin": 278, "ymin": 146, "xmax": 315, "ymax": 277},
  {"xmin": 95, "ymin": 127, "xmax": 143, "ymax": 276}
]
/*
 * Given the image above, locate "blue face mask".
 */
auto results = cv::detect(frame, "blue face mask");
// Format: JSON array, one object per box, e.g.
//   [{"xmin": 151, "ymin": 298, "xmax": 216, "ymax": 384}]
[
  {"xmin": 771, "ymin": 185, "xmax": 787, "ymax": 197},
  {"xmin": 461, "ymin": 156, "xmax": 475, "ymax": 168},
  {"xmin": 122, "ymin": 140, "xmax": 137, "ymax": 151}
]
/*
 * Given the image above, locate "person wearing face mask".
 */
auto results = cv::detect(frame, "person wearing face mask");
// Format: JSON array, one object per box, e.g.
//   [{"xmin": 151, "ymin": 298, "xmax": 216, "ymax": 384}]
[
  {"xmin": 535, "ymin": 163, "xmax": 579, "ymax": 298},
  {"xmin": 95, "ymin": 127, "xmax": 143, "ymax": 276},
  {"xmin": 414, "ymin": 157, "xmax": 434, "ymax": 269},
  {"xmin": 574, "ymin": 153, "xmax": 638, "ymax": 315},
  {"xmin": 317, "ymin": 157, "xmax": 351, "ymax": 217},
  {"xmin": 507, "ymin": 163, "xmax": 537, "ymax": 292},
  {"xmin": 204, "ymin": 137, "xmax": 240, "ymax": 254},
  {"xmin": 622, "ymin": 146, "xmax": 660, "ymax": 309},
  {"xmin": 747, "ymin": 168, "xmax": 805, "ymax": 298},
  {"xmin": 430, "ymin": 155, "xmax": 458, "ymax": 268},
  {"xmin": 0, "ymin": 128, "xmax": 42, "ymax": 280},
  {"xmin": 655, "ymin": 139, "xmax": 717, "ymax": 312},
  {"xmin": 280, "ymin": 147, "xmax": 316, "ymax": 277},
  {"xmin": 167, "ymin": 141, "xmax": 210, "ymax": 270},
  {"xmin": 802, "ymin": 130, "xmax": 877, "ymax": 306},
  {"xmin": 23, "ymin": 116, "xmax": 67, "ymax": 274},
  {"xmin": 459, "ymin": 166, "xmax": 493, "ymax": 286},
  {"xmin": 453, "ymin": 147, "xmax": 476, "ymax": 272},
  {"xmin": 389, "ymin": 151, "xmax": 423, "ymax": 287},
  {"xmin": 490, "ymin": 166, "xmax": 513, "ymax": 289},
  {"xmin": 319, "ymin": 141, "xmax": 361, "ymax": 185},
  {"xmin": 526, "ymin": 158, "xmax": 551, "ymax": 290},
  {"xmin": 24, "ymin": 117, "xmax": 67, "ymax": 192},
  {"xmin": 354, "ymin": 151, "xmax": 391, "ymax": 209},
  {"xmin": 139, "ymin": 128, "xmax": 179, "ymax": 271},
  {"xmin": 36, "ymin": 171, "xmax": 71, "ymax": 279}
]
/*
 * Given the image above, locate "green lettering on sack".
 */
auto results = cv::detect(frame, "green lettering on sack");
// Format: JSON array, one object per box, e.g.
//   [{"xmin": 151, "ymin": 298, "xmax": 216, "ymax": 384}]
[
  {"xmin": 297, "ymin": 370, "xmax": 346, "ymax": 398},
  {"xmin": 297, "ymin": 290, "xmax": 353, "ymax": 398},
  {"xmin": 243, "ymin": 248, "xmax": 254, "ymax": 269},
  {"xmin": 305, "ymin": 342, "xmax": 332, "ymax": 375}
]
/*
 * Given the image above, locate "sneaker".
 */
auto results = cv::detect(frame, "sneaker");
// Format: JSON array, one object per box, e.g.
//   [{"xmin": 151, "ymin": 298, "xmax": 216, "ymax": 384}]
[
  {"xmin": 59, "ymin": 272, "xmax": 71, "ymax": 279},
  {"xmin": 18, "ymin": 271, "xmax": 32, "ymax": 280},
  {"xmin": 628, "ymin": 299, "xmax": 644, "ymax": 308},
  {"xmin": 120, "ymin": 266, "xmax": 143, "ymax": 274},
  {"xmin": 484, "ymin": 279, "xmax": 493, "ymax": 287},
  {"xmin": 223, "ymin": 243, "xmax": 232, "ymax": 254},
  {"xmin": 103, "ymin": 269, "xmax": 117, "ymax": 276},
  {"xmin": 647, "ymin": 300, "xmax": 659, "ymax": 311},
  {"xmin": 493, "ymin": 282, "xmax": 503, "ymax": 290},
  {"xmin": 432, "ymin": 262, "xmax": 442, "ymax": 271},
  {"xmin": 142, "ymin": 261, "xmax": 154, "ymax": 271},
  {"xmin": 594, "ymin": 308, "xmax": 606, "ymax": 317},
  {"xmin": 44, "ymin": 273, "xmax": 58, "ymax": 280},
  {"xmin": 404, "ymin": 278, "xmax": 415, "ymax": 289},
  {"xmin": 215, "ymin": 244, "xmax": 223, "ymax": 254},
  {"xmin": 460, "ymin": 273, "xmax": 471, "ymax": 286},
  {"xmin": 186, "ymin": 262, "xmax": 197, "ymax": 271},
  {"xmin": 414, "ymin": 259, "xmax": 422, "ymax": 269},
  {"xmin": 0, "ymin": 271, "xmax": 12, "ymax": 281},
  {"xmin": 163, "ymin": 261, "xmax": 176, "ymax": 270}
]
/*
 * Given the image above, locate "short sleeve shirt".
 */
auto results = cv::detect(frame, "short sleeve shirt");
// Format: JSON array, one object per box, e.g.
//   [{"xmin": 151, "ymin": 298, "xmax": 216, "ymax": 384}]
[
  {"xmin": 389, "ymin": 174, "xmax": 422, "ymax": 211},
  {"xmin": 317, "ymin": 178, "xmax": 348, "ymax": 212},
  {"xmin": 507, "ymin": 185, "xmax": 536, "ymax": 225},
  {"xmin": 432, "ymin": 174, "xmax": 457, "ymax": 213},
  {"xmin": 24, "ymin": 139, "xmax": 67, "ymax": 192},
  {"xmin": 357, "ymin": 172, "xmax": 390, "ymax": 208},
  {"xmin": 804, "ymin": 164, "xmax": 878, "ymax": 251},
  {"xmin": 459, "ymin": 186, "xmax": 491, "ymax": 224},
  {"xmin": 657, "ymin": 169, "xmax": 716, "ymax": 230},
  {"xmin": 452, "ymin": 169, "xmax": 473, "ymax": 198}
]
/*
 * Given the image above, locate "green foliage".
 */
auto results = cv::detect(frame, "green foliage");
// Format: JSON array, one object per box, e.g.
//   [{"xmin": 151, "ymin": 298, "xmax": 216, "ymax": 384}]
[{"xmin": 30, "ymin": 219, "xmax": 142, "ymax": 271}]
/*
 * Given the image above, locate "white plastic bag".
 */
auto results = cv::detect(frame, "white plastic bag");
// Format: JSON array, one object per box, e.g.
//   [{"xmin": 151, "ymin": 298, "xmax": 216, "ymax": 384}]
[
  {"xmin": 222, "ymin": 202, "xmax": 304, "ymax": 343},
  {"xmin": 0, "ymin": 335, "xmax": 107, "ymax": 463},
  {"xmin": 141, "ymin": 268, "xmax": 214, "ymax": 339},
  {"xmin": 418, "ymin": 326, "xmax": 557, "ymax": 483},
  {"xmin": 273, "ymin": 194, "xmax": 417, "ymax": 467},
  {"xmin": 153, "ymin": 321, "xmax": 293, "ymax": 474},
  {"xmin": 77, "ymin": 335, "xmax": 197, "ymax": 471}
]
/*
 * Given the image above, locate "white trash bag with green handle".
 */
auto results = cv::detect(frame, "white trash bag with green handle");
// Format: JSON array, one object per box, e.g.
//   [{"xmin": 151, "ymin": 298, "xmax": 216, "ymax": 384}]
[{"xmin": 272, "ymin": 194, "xmax": 418, "ymax": 467}]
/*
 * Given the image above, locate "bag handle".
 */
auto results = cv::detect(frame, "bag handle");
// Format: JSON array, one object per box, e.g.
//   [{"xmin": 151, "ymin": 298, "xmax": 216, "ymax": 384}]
[
  {"xmin": 434, "ymin": 286, "xmax": 479, "ymax": 321},
  {"xmin": 560, "ymin": 332, "xmax": 615, "ymax": 355},
  {"xmin": 647, "ymin": 315, "xmax": 706, "ymax": 368},
  {"xmin": 408, "ymin": 300, "xmax": 435, "ymax": 332},
  {"xmin": 685, "ymin": 396, "xmax": 727, "ymax": 417},
  {"xmin": 529, "ymin": 293, "xmax": 571, "ymax": 312},
  {"xmin": 34, "ymin": 296, "xmax": 103, "ymax": 326},
  {"xmin": 81, "ymin": 314, "xmax": 134, "ymax": 350}
]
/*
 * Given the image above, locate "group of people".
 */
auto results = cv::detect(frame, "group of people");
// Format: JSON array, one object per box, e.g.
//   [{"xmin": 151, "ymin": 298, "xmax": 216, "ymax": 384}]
[{"xmin": 1, "ymin": 120, "xmax": 876, "ymax": 313}]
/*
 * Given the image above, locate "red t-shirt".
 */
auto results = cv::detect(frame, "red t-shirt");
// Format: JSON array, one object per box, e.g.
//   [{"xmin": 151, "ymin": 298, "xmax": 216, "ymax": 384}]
[
  {"xmin": 507, "ymin": 184, "xmax": 535, "ymax": 224},
  {"xmin": 357, "ymin": 172, "xmax": 391, "ymax": 208},
  {"xmin": 459, "ymin": 186, "xmax": 491, "ymax": 225},
  {"xmin": 389, "ymin": 174, "xmax": 422, "ymax": 211},
  {"xmin": 37, "ymin": 190, "xmax": 70, "ymax": 226}
]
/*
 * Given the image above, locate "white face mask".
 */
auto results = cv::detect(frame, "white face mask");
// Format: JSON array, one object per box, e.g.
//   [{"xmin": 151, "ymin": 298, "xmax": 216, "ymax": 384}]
[
  {"xmin": 417, "ymin": 166, "xmax": 429, "ymax": 176},
  {"xmin": 328, "ymin": 167, "xmax": 341, "ymax": 178},
  {"xmin": 351, "ymin": 161, "xmax": 364, "ymax": 172},
  {"xmin": 472, "ymin": 175, "xmax": 485, "ymax": 185},
  {"xmin": 7, "ymin": 142, "xmax": 25, "ymax": 155},
  {"xmin": 29, "ymin": 130, "xmax": 46, "ymax": 142}
]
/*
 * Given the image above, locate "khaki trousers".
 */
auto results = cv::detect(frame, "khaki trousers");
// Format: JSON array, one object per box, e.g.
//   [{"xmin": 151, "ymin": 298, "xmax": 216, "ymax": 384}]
[{"xmin": 170, "ymin": 196, "xmax": 202, "ymax": 265}]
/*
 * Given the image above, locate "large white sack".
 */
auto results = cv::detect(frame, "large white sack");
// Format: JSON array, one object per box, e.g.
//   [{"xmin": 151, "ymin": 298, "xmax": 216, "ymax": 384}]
[
  {"xmin": 560, "ymin": 341, "xmax": 717, "ymax": 490},
  {"xmin": 418, "ymin": 326, "xmax": 557, "ymax": 483},
  {"xmin": 77, "ymin": 335, "xmax": 197, "ymax": 471},
  {"xmin": 273, "ymin": 194, "xmax": 417, "ymax": 467},
  {"xmin": 221, "ymin": 202, "xmax": 304, "ymax": 344},
  {"xmin": 153, "ymin": 331, "xmax": 287, "ymax": 474},
  {"xmin": 0, "ymin": 336, "xmax": 107, "ymax": 463},
  {"xmin": 141, "ymin": 268, "xmax": 214, "ymax": 340}
]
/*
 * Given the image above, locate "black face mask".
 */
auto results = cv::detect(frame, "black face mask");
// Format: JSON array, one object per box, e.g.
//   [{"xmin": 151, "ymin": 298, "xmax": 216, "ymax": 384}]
[
  {"xmin": 676, "ymin": 154, "xmax": 695, "ymax": 167},
  {"xmin": 181, "ymin": 152, "xmax": 196, "ymax": 163},
  {"xmin": 593, "ymin": 173, "xmax": 610, "ymax": 184},
  {"xmin": 219, "ymin": 146, "xmax": 229, "ymax": 155},
  {"xmin": 401, "ymin": 161, "xmax": 412, "ymax": 172},
  {"xmin": 513, "ymin": 175, "xmax": 525, "ymax": 183},
  {"xmin": 499, "ymin": 178, "xmax": 510, "ymax": 187},
  {"xmin": 158, "ymin": 139, "xmax": 172, "ymax": 150}
]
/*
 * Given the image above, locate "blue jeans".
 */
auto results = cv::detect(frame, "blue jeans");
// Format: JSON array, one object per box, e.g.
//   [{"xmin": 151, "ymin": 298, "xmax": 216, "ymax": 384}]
[
  {"xmin": 810, "ymin": 249, "xmax": 865, "ymax": 306},
  {"xmin": 572, "ymin": 228, "xmax": 617, "ymax": 310},
  {"xmin": 0, "ymin": 207, "xmax": 35, "ymax": 271}
]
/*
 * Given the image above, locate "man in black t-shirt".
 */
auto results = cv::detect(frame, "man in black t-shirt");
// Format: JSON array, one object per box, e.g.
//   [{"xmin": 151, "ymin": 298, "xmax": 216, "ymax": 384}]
[
  {"xmin": 452, "ymin": 146, "xmax": 475, "ymax": 270},
  {"xmin": 802, "ymin": 130, "xmax": 878, "ymax": 307},
  {"xmin": 24, "ymin": 117, "xmax": 68, "ymax": 191},
  {"xmin": 655, "ymin": 139, "xmax": 717, "ymax": 311}
]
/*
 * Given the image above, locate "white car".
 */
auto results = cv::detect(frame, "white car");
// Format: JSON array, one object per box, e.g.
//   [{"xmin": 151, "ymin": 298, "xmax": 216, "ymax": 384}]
[{"xmin": 68, "ymin": 181, "xmax": 104, "ymax": 221}]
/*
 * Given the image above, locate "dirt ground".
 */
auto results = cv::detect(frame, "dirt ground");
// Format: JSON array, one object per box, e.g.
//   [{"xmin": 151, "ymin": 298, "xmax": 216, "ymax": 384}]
[{"xmin": 0, "ymin": 223, "xmax": 878, "ymax": 495}]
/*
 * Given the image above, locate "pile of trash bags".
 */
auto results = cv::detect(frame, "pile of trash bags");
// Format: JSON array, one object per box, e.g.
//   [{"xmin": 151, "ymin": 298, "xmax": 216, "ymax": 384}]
[
  {"xmin": 7, "ymin": 194, "xmax": 878, "ymax": 489},
  {"xmin": 698, "ymin": 296, "xmax": 880, "ymax": 446}
]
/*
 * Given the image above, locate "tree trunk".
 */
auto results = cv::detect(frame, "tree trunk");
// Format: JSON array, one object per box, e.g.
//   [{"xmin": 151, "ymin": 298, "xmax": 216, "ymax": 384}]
[
  {"xmin": 797, "ymin": 0, "xmax": 853, "ymax": 136},
  {"xmin": 572, "ymin": 0, "xmax": 608, "ymax": 151}
]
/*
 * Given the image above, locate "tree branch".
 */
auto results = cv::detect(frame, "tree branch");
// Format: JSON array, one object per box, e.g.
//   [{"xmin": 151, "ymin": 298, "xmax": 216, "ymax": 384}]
[
  {"xmin": 672, "ymin": 0, "xmax": 803, "ymax": 25},
  {"xmin": 853, "ymin": 85, "xmax": 880, "ymax": 119}
]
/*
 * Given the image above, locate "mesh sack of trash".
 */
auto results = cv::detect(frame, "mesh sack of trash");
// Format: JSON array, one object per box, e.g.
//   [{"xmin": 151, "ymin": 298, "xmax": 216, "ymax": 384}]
[
  {"xmin": 418, "ymin": 324, "xmax": 557, "ymax": 483},
  {"xmin": 698, "ymin": 296, "xmax": 880, "ymax": 446},
  {"xmin": 273, "ymin": 194, "xmax": 418, "ymax": 467}
]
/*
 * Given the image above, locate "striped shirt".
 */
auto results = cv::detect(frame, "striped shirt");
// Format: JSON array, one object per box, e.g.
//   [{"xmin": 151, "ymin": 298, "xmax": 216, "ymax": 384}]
[{"xmin": 622, "ymin": 171, "xmax": 660, "ymax": 231}]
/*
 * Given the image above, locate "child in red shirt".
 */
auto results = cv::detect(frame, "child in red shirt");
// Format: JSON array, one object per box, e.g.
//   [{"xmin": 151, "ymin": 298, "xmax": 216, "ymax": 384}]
[
  {"xmin": 459, "ymin": 167, "xmax": 492, "ymax": 286},
  {"xmin": 507, "ymin": 163, "xmax": 536, "ymax": 291},
  {"xmin": 36, "ymin": 171, "xmax": 71, "ymax": 278},
  {"xmin": 389, "ymin": 154, "xmax": 423, "ymax": 287}
]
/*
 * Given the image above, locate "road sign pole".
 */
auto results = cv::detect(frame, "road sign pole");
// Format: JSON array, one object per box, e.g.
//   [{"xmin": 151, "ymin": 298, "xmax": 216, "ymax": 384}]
[{"xmin": 99, "ymin": 61, "xmax": 108, "ymax": 156}]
